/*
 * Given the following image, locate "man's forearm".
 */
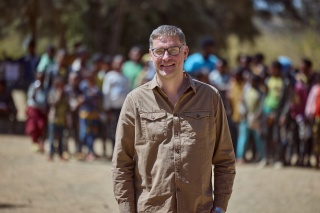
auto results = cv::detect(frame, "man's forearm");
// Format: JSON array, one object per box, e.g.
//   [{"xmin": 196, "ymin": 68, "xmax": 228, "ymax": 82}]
[
  {"xmin": 213, "ymin": 168, "xmax": 235, "ymax": 211},
  {"xmin": 113, "ymin": 167, "xmax": 136, "ymax": 213}
]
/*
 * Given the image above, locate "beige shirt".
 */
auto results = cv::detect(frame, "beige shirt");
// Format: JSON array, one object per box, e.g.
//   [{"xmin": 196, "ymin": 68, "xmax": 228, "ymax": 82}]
[{"xmin": 112, "ymin": 74, "xmax": 236, "ymax": 213}]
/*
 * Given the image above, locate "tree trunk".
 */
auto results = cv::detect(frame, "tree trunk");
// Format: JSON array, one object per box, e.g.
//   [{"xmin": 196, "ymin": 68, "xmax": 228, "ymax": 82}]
[
  {"xmin": 28, "ymin": 0, "xmax": 39, "ymax": 42},
  {"xmin": 108, "ymin": 0, "xmax": 127, "ymax": 54}
]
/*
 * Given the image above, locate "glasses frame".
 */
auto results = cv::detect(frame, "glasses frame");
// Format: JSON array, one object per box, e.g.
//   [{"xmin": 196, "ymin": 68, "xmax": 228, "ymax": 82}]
[{"xmin": 151, "ymin": 44, "xmax": 185, "ymax": 58}]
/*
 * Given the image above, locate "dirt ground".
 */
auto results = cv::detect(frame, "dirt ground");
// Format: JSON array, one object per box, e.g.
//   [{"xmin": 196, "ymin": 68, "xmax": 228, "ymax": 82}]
[{"xmin": 1, "ymin": 135, "xmax": 320, "ymax": 213}]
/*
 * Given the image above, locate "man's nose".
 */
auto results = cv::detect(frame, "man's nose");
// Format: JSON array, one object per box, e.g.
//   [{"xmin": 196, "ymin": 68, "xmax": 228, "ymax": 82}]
[{"xmin": 162, "ymin": 50, "xmax": 170, "ymax": 60}]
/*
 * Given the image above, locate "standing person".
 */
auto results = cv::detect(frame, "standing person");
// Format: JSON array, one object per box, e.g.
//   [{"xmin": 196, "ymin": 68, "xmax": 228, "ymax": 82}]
[
  {"xmin": 65, "ymin": 72, "xmax": 83, "ymax": 159},
  {"xmin": 251, "ymin": 53, "xmax": 268, "ymax": 81},
  {"xmin": 296, "ymin": 58, "xmax": 315, "ymax": 166},
  {"xmin": 18, "ymin": 38, "xmax": 40, "ymax": 91},
  {"xmin": 0, "ymin": 80, "xmax": 17, "ymax": 133},
  {"xmin": 25, "ymin": 72, "xmax": 49, "ymax": 152},
  {"xmin": 262, "ymin": 61, "xmax": 285, "ymax": 168},
  {"xmin": 52, "ymin": 49, "xmax": 70, "ymax": 83},
  {"xmin": 122, "ymin": 46, "xmax": 143, "ymax": 90},
  {"xmin": 280, "ymin": 73, "xmax": 308, "ymax": 166},
  {"xmin": 227, "ymin": 68, "xmax": 246, "ymax": 153},
  {"xmin": 96, "ymin": 55, "xmax": 112, "ymax": 91},
  {"xmin": 298, "ymin": 58, "xmax": 315, "ymax": 91},
  {"xmin": 78, "ymin": 72, "xmax": 101, "ymax": 161},
  {"xmin": 184, "ymin": 37, "xmax": 218, "ymax": 81},
  {"xmin": 236, "ymin": 75, "xmax": 265, "ymax": 164},
  {"xmin": 208, "ymin": 58, "xmax": 230, "ymax": 106},
  {"xmin": 305, "ymin": 73, "xmax": 320, "ymax": 168},
  {"xmin": 71, "ymin": 45, "xmax": 90, "ymax": 77},
  {"xmin": 47, "ymin": 76, "xmax": 70, "ymax": 161},
  {"xmin": 112, "ymin": 25, "xmax": 235, "ymax": 213},
  {"xmin": 133, "ymin": 53, "xmax": 156, "ymax": 88},
  {"xmin": 102, "ymin": 55, "xmax": 130, "ymax": 158},
  {"xmin": 236, "ymin": 55, "xmax": 253, "ymax": 81},
  {"xmin": 37, "ymin": 45, "xmax": 56, "ymax": 90}
]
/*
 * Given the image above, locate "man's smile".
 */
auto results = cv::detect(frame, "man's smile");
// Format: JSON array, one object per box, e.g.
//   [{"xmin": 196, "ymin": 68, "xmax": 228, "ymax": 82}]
[{"xmin": 160, "ymin": 63, "xmax": 175, "ymax": 67}]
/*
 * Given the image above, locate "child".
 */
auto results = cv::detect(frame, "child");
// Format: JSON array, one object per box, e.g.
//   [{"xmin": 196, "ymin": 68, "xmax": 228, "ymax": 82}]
[
  {"xmin": 305, "ymin": 73, "xmax": 320, "ymax": 168},
  {"xmin": 226, "ymin": 68, "xmax": 246, "ymax": 152},
  {"xmin": 236, "ymin": 75, "xmax": 265, "ymax": 163},
  {"xmin": 25, "ymin": 72, "xmax": 49, "ymax": 152},
  {"xmin": 78, "ymin": 72, "xmax": 101, "ymax": 161},
  {"xmin": 262, "ymin": 61, "xmax": 285, "ymax": 167},
  {"xmin": 65, "ymin": 72, "xmax": 83, "ymax": 158},
  {"xmin": 0, "ymin": 80, "xmax": 17, "ymax": 132},
  {"xmin": 47, "ymin": 76, "xmax": 70, "ymax": 161}
]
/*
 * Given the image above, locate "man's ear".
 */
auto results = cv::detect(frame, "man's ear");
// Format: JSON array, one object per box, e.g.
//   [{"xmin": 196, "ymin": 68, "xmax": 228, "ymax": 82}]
[
  {"xmin": 184, "ymin": 46, "xmax": 189, "ymax": 60},
  {"xmin": 149, "ymin": 49, "xmax": 154, "ymax": 60}
]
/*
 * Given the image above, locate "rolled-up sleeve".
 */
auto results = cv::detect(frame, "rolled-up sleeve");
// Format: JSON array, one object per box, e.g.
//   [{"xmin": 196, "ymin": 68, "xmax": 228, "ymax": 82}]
[
  {"xmin": 112, "ymin": 93, "xmax": 137, "ymax": 213},
  {"xmin": 212, "ymin": 92, "xmax": 236, "ymax": 211}
]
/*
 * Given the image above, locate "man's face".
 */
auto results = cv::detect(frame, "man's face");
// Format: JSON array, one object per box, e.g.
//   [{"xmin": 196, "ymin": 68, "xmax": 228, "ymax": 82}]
[{"xmin": 149, "ymin": 35, "xmax": 188, "ymax": 80}]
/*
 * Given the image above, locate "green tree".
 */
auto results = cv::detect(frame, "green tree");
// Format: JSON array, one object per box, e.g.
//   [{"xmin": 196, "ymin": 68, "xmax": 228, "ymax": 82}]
[{"xmin": 0, "ymin": 0, "xmax": 260, "ymax": 55}]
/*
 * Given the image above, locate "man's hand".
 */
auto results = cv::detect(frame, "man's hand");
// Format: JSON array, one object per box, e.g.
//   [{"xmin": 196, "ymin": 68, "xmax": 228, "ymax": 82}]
[{"xmin": 211, "ymin": 207, "xmax": 225, "ymax": 213}]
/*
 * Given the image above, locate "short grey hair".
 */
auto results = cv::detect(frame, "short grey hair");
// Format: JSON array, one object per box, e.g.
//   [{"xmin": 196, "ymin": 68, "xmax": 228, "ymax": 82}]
[{"xmin": 149, "ymin": 25, "xmax": 186, "ymax": 48}]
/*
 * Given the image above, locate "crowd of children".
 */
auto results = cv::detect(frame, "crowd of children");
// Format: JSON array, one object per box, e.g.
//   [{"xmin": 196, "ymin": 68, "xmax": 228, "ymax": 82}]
[
  {"xmin": 0, "ymin": 40, "xmax": 155, "ymax": 162},
  {"xmin": 0, "ymin": 38, "xmax": 319, "ymax": 169},
  {"xmin": 205, "ymin": 54, "xmax": 320, "ymax": 169}
]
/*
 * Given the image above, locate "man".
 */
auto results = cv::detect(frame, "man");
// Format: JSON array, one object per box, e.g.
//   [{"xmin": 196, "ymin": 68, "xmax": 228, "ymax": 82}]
[{"xmin": 112, "ymin": 25, "xmax": 235, "ymax": 213}]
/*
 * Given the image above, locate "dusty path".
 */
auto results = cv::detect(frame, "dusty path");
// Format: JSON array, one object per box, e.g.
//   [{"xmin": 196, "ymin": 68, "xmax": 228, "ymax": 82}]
[{"xmin": 1, "ymin": 135, "xmax": 320, "ymax": 213}]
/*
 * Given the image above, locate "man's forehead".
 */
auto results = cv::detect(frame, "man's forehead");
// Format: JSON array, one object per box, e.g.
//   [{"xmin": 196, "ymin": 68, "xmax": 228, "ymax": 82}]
[{"xmin": 152, "ymin": 35, "xmax": 180, "ymax": 46}]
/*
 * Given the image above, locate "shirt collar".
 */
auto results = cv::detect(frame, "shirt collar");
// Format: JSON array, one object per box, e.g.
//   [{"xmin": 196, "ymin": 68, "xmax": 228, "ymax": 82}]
[{"xmin": 148, "ymin": 72, "xmax": 197, "ymax": 93}]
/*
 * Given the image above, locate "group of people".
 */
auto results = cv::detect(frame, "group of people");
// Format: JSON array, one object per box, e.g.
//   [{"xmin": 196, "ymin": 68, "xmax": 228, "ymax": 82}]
[
  {"xmin": 0, "ymin": 31, "xmax": 319, "ymax": 170},
  {"xmin": 0, "ymin": 38, "xmax": 156, "ymax": 162},
  {"xmin": 0, "ymin": 31, "xmax": 319, "ymax": 169},
  {"xmin": 185, "ymin": 42, "xmax": 320, "ymax": 169},
  {"xmin": 2, "ymin": 24, "xmax": 319, "ymax": 212}
]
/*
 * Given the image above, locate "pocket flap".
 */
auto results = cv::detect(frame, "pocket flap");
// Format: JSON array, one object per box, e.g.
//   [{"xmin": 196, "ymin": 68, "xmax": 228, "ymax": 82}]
[
  {"xmin": 140, "ymin": 111, "xmax": 166, "ymax": 121},
  {"xmin": 185, "ymin": 111, "xmax": 210, "ymax": 119}
]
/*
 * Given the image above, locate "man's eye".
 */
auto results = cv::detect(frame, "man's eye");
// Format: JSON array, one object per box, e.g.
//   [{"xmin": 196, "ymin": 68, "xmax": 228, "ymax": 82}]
[
  {"xmin": 168, "ymin": 48, "xmax": 179, "ymax": 55},
  {"xmin": 154, "ymin": 49, "xmax": 164, "ymax": 55}
]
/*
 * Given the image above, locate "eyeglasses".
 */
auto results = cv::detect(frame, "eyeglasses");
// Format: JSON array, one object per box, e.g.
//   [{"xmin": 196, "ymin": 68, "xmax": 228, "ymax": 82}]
[{"xmin": 151, "ymin": 44, "xmax": 185, "ymax": 58}]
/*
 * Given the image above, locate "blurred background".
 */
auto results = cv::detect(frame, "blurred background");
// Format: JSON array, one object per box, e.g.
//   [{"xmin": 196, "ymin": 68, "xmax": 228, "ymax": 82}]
[
  {"xmin": 0, "ymin": 0, "xmax": 319, "ymax": 67},
  {"xmin": 1, "ymin": 1, "xmax": 320, "ymax": 212}
]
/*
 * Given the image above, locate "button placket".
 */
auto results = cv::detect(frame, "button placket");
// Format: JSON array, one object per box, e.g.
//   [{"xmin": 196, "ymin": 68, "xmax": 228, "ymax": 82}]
[{"xmin": 172, "ymin": 112, "xmax": 183, "ymax": 209}]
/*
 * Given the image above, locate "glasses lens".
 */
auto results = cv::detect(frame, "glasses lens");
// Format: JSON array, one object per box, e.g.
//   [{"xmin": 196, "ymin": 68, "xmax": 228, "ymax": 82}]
[
  {"xmin": 153, "ymin": 49, "xmax": 165, "ymax": 57},
  {"xmin": 168, "ymin": 47, "xmax": 180, "ymax": 56}
]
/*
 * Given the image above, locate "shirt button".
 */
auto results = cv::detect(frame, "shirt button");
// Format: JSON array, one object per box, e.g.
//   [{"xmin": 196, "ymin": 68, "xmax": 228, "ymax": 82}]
[
  {"xmin": 175, "ymin": 149, "xmax": 180, "ymax": 154},
  {"xmin": 177, "ymin": 188, "xmax": 180, "ymax": 192},
  {"xmin": 151, "ymin": 116, "xmax": 155, "ymax": 119}
]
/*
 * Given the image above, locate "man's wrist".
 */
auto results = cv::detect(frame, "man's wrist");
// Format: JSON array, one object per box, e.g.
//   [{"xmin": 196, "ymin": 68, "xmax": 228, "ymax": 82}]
[{"xmin": 213, "ymin": 206, "xmax": 225, "ymax": 213}]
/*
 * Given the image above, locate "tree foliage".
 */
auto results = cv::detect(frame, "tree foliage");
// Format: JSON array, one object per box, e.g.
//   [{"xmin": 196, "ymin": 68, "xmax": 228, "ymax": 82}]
[
  {"xmin": 1, "ymin": 0, "xmax": 317, "ymax": 56},
  {"xmin": 256, "ymin": 0, "xmax": 320, "ymax": 31}
]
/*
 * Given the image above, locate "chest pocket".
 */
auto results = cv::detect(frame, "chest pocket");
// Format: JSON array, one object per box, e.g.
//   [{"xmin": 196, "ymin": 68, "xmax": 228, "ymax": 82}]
[
  {"xmin": 140, "ymin": 111, "xmax": 167, "ymax": 142},
  {"xmin": 182, "ymin": 111, "xmax": 210, "ymax": 139}
]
